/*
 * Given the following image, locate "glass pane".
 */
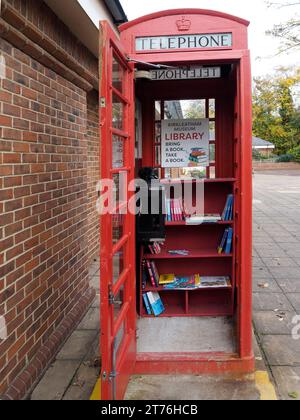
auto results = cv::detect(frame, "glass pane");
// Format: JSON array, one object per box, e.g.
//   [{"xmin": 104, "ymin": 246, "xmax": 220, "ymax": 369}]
[
  {"xmin": 155, "ymin": 101, "xmax": 162, "ymax": 120},
  {"xmin": 209, "ymin": 121, "xmax": 216, "ymax": 141},
  {"xmin": 112, "ymin": 214, "xmax": 125, "ymax": 245},
  {"xmin": 209, "ymin": 99, "xmax": 216, "ymax": 119},
  {"xmin": 112, "ymin": 56, "xmax": 124, "ymax": 93},
  {"xmin": 113, "ymin": 172, "xmax": 127, "ymax": 209},
  {"xmin": 155, "ymin": 145, "xmax": 161, "ymax": 166},
  {"xmin": 112, "ymin": 93, "xmax": 124, "ymax": 130},
  {"xmin": 113, "ymin": 246, "xmax": 125, "ymax": 284},
  {"xmin": 210, "ymin": 143, "xmax": 216, "ymax": 163},
  {"xmin": 114, "ymin": 285, "xmax": 125, "ymax": 321},
  {"xmin": 155, "ymin": 122, "xmax": 161, "ymax": 144},
  {"xmin": 112, "ymin": 136, "xmax": 125, "ymax": 169},
  {"xmin": 114, "ymin": 321, "xmax": 125, "ymax": 360},
  {"xmin": 164, "ymin": 100, "xmax": 207, "ymax": 120}
]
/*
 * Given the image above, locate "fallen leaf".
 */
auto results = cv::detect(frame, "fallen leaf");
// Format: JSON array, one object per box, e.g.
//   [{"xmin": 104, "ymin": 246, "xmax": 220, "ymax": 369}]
[
  {"xmin": 288, "ymin": 392, "xmax": 299, "ymax": 400},
  {"xmin": 258, "ymin": 283, "xmax": 269, "ymax": 289}
]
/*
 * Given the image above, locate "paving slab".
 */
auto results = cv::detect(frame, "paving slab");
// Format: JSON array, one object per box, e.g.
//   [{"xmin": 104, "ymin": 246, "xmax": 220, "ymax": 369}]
[
  {"xmin": 261, "ymin": 335, "xmax": 300, "ymax": 366},
  {"xmin": 253, "ymin": 311, "xmax": 297, "ymax": 335},
  {"xmin": 252, "ymin": 278, "xmax": 282, "ymax": 293},
  {"xmin": 77, "ymin": 308, "xmax": 100, "ymax": 330},
  {"xmin": 31, "ymin": 361, "xmax": 80, "ymax": 400},
  {"xmin": 271, "ymin": 367, "xmax": 300, "ymax": 401},
  {"xmin": 56, "ymin": 331, "xmax": 98, "ymax": 361},
  {"xmin": 261, "ymin": 257, "xmax": 298, "ymax": 268},
  {"xmin": 286, "ymin": 293, "xmax": 300, "ymax": 311},
  {"xmin": 253, "ymin": 293, "xmax": 294, "ymax": 312},
  {"xmin": 63, "ymin": 364, "xmax": 100, "ymax": 401},
  {"xmin": 276, "ymin": 279, "xmax": 300, "ymax": 293},
  {"xmin": 125, "ymin": 374, "xmax": 260, "ymax": 401}
]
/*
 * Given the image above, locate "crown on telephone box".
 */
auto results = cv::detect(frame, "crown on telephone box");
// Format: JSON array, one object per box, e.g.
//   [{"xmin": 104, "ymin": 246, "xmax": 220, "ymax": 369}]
[{"xmin": 176, "ymin": 16, "xmax": 191, "ymax": 31}]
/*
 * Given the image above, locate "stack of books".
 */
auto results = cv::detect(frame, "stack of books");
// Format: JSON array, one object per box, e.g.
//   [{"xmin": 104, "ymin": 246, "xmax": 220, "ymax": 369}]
[
  {"xmin": 148, "ymin": 242, "xmax": 163, "ymax": 255},
  {"xmin": 185, "ymin": 214, "xmax": 221, "ymax": 225},
  {"xmin": 143, "ymin": 292, "xmax": 165, "ymax": 316},
  {"xmin": 218, "ymin": 228, "xmax": 234, "ymax": 254},
  {"xmin": 159, "ymin": 275, "xmax": 231, "ymax": 290},
  {"xmin": 222, "ymin": 194, "xmax": 234, "ymax": 221},
  {"xmin": 166, "ymin": 198, "xmax": 184, "ymax": 222}
]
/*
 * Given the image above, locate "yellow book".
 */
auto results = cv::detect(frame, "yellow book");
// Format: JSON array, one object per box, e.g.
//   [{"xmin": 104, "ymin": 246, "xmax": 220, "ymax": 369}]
[{"xmin": 159, "ymin": 274, "xmax": 176, "ymax": 285}]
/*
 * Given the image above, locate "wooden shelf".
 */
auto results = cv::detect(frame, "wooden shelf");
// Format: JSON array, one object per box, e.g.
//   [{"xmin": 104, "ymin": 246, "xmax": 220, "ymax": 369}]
[
  {"xmin": 144, "ymin": 251, "xmax": 233, "ymax": 260},
  {"xmin": 166, "ymin": 221, "xmax": 233, "ymax": 227},
  {"xmin": 143, "ymin": 285, "xmax": 232, "ymax": 293},
  {"xmin": 160, "ymin": 178, "xmax": 236, "ymax": 185}
]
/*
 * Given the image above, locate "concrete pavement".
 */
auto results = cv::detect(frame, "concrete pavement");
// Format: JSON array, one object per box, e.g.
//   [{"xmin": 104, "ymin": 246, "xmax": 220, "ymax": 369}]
[
  {"xmin": 31, "ymin": 170, "xmax": 300, "ymax": 400},
  {"xmin": 253, "ymin": 170, "xmax": 300, "ymax": 400}
]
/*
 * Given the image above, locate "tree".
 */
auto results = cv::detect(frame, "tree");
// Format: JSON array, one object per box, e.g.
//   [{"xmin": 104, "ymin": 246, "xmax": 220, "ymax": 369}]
[
  {"xmin": 266, "ymin": 1, "xmax": 300, "ymax": 53},
  {"xmin": 253, "ymin": 68, "xmax": 300, "ymax": 155}
]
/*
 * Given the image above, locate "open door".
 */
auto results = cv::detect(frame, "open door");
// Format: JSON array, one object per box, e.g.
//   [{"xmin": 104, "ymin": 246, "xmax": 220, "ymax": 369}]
[{"xmin": 99, "ymin": 21, "xmax": 136, "ymax": 400}]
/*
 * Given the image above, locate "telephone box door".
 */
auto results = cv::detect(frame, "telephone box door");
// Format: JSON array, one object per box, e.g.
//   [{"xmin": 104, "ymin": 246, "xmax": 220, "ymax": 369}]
[{"xmin": 99, "ymin": 21, "xmax": 136, "ymax": 401}]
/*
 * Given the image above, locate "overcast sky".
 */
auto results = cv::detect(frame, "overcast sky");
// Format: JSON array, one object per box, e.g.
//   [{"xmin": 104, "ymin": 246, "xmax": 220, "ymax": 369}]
[{"xmin": 120, "ymin": 0, "xmax": 300, "ymax": 78}]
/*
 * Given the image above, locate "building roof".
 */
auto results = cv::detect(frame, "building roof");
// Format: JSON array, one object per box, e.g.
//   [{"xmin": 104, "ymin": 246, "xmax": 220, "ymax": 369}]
[
  {"xmin": 104, "ymin": 0, "xmax": 128, "ymax": 24},
  {"xmin": 252, "ymin": 137, "xmax": 275, "ymax": 148}
]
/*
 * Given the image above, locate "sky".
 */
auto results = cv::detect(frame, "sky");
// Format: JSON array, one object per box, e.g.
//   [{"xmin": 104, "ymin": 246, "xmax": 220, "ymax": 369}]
[{"xmin": 120, "ymin": 0, "xmax": 300, "ymax": 78}]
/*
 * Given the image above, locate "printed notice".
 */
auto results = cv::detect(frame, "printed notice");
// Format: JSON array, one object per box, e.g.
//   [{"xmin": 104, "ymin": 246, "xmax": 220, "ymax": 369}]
[{"xmin": 161, "ymin": 119, "xmax": 209, "ymax": 168}]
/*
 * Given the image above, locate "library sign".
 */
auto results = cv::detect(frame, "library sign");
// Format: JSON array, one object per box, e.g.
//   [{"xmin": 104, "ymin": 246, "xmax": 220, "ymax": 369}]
[
  {"xmin": 136, "ymin": 33, "xmax": 232, "ymax": 51},
  {"xmin": 161, "ymin": 119, "xmax": 209, "ymax": 168}
]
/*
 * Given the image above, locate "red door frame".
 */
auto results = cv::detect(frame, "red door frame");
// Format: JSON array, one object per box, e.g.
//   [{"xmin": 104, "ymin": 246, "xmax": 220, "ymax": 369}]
[
  {"xmin": 119, "ymin": 9, "xmax": 253, "ymax": 374},
  {"xmin": 99, "ymin": 21, "xmax": 136, "ymax": 400}
]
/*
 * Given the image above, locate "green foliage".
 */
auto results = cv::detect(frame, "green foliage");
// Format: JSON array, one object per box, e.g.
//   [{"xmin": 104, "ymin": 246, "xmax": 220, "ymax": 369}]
[
  {"xmin": 276, "ymin": 153, "xmax": 294, "ymax": 162},
  {"xmin": 288, "ymin": 145, "xmax": 300, "ymax": 162},
  {"xmin": 253, "ymin": 68, "xmax": 300, "ymax": 155}
]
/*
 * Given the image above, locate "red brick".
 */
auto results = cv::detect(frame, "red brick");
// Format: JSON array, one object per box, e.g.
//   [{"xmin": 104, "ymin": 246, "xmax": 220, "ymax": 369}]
[
  {"xmin": 0, "ymin": 188, "xmax": 13, "ymax": 201},
  {"xmin": 4, "ymin": 176, "xmax": 22, "ymax": 188},
  {"xmin": 3, "ymin": 103, "xmax": 21, "ymax": 118},
  {"xmin": 3, "ymin": 153, "xmax": 21, "ymax": 164},
  {"xmin": 0, "ymin": 115, "xmax": 12, "ymax": 127},
  {"xmin": 22, "ymin": 132, "xmax": 38, "ymax": 142}
]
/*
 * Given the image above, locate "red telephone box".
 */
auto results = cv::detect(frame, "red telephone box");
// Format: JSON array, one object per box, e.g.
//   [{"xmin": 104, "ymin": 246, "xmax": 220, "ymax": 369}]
[{"xmin": 99, "ymin": 9, "xmax": 253, "ymax": 401}]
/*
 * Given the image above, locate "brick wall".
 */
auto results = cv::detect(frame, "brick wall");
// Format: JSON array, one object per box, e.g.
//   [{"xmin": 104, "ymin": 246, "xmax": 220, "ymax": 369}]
[
  {"xmin": 86, "ymin": 91, "xmax": 100, "ymax": 264},
  {"xmin": 0, "ymin": 35, "xmax": 95, "ymax": 397}
]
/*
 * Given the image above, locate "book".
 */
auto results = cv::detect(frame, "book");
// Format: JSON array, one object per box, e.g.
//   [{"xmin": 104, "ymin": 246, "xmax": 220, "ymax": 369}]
[
  {"xmin": 142, "ymin": 259, "xmax": 148, "ymax": 290},
  {"xmin": 186, "ymin": 214, "xmax": 221, "ymax": 225},
  {"xmin": 222, "ymin": 195, "xmax": 234, "ymax": 221},
  {"xmin": 164, "ymin": 275, "xmax": 201, "ymax": 290},
  {"xmin": 218, "ymin": 229, "xmax": 229, "ymax": 254},
  {"xmin": 150, "ymin": 261, "xmax": 160, "ymax": 286},
  {"xmin": 143, "ymin": 293, "xmax": 152, "ymax": 315},
  {"xmin": 146, "ymin": 260, "xmax": 157, "ymax": 287},
  {"xmin": 147, "ymin": 292, "xmax": 165, "ymax": 317},
  {"xmin": 159, "ymin": 274, "xmax": 176, "ymax": 285},
  {"xmin": 166, "ymin": 198, "xmax": 184, "ymax": 222},
  {"xmin": 225, "ymin": 228, "xmax": 233, "ymax": 254},
  {"xmin": 198, "ymin": 276, "xmax": 231, "ymax": 288}
]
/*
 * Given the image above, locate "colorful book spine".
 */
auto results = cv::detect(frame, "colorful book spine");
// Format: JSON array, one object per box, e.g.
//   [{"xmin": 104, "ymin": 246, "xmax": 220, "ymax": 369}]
[
  {"xmin": 147, "ymin": 292, "xmax": 165, "ymax": 317},
  {"xmin": 222, "ymin": 195, "xmax": 234, "ymax": 221},
  {"xmin": 225, "ymin": 228, "xmax": 233, "ymax": 254},
  {"xmin": 150, "ymin": 261, "xmax": 160, "ymax": 287},
  {"xmin": 146, "ymin": 261, "xmax": 156, "ymax": 287},
  {"xmin": 142, "ymin": 260, "xmax": 147, "ymax": 290},
  {"xmin": 143, "ymin": 293, "xmax": 152, "ymax": 315},
  {"xmin": 218, "ymin": 229, "xmax": 229, "ymax": 254}
]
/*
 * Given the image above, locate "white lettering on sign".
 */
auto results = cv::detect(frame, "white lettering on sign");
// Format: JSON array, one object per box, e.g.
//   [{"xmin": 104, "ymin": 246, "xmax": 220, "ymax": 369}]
[
  {"xmin": 161, "ymin": 119, "xmax": 209, "ymax": 168},
  {"xmin": 136, "ymin": 33, "xmax": 232, "ymax": 52},
  {"xmin": 151, "ymin": 67, "xmax": 221, "ymax": 81}
]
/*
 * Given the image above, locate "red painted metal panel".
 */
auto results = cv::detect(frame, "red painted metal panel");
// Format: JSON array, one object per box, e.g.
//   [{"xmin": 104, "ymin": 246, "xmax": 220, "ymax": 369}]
[{"xmin": 99, "ymin": 21, "xmax": 136, "ymax": 401}]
